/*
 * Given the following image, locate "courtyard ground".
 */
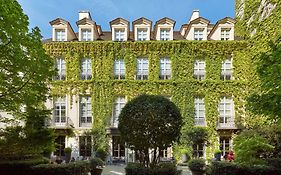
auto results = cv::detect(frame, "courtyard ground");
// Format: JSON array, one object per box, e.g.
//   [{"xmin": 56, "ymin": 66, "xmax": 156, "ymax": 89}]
[{"xmin": 101, "ymin": 165, "xmax": 192, "ymax": 175}]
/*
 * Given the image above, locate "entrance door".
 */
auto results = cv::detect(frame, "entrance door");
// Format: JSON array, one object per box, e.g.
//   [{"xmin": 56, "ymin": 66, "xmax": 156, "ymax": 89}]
[
  {"xmin": 54, "ymin": 136, "xmax": 65, "ymax": 157},
  {"xmin": 220, "ymin": 136, "xmax": 231, "ymax": 156},
  {"xmin": 112, "ymin": 136, "xmax": 125, "ymax": 161}
]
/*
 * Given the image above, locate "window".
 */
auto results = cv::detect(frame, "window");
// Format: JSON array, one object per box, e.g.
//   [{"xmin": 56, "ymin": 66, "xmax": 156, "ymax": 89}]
[
  {"xmin": 160, "ymin": 28, "xmax": 170, "ymax": 40},
  {"xmin": 160, "ymin": 148, "xmax": 169, "ymax": 158},
  {"xmin": 136, "ymin": 58, "xmax": 149, "ymax": 80},
  {"xmin": 221, "ymin": 28, "xmax": 230, "ymax": 40},
  {"xmin": 55, "ymin": 29, "xmax": 66, "ymax": 41},
  {"xmin": 137, "ymin": 28, "xmax": 148, "ymax": 41},
  {"xmin": 219, "ymin": 97, "xmax": 234, "ymax": 127},
  {"xmin": 221, "ymin": 59, "xmax": 232, "ymax": 80},
  {"xmin": 79, "ymin": 136, "xmax": 92, "ymax": 157},
  {"xmin": 160, "ymin": 58, "xmax": 171, "ymax": 80},
  {"xmin": 54, "ymin": 58, "xmax": 66, "ymax": 80},
  {"xmin": 81, "ymin": 29, "xmax": 92, "ymax": 41},
  {"xmin": 194, "ymin": 60, "xmax": 205, "ymax": 80},
  {"xmin": 115, "ymin": 28, "xmax": 125, "ymax": 41},
  {"xmin": 54, "ymin": 97, "xmax": 66, "ymax": 123},
  {"xmin": 79, "ymin": 96, "xmax": 92, "ymax": 127},
  {"xmin": 112, "ymin": 136, "xmax": 125, "ymax": 158},
  {"xmin": 192, "ymin": 144, "xmax": 204, "ymax": 158},
  {"xmin": 80, "ymin": 58, "xmax": 92, "ymax": 80},
  {"xmin": 220, "ymin": 137, "xmax": 231, "ymax": 156},
  {"xmin": 194, "ymin": 29, "xmax": 204, "ymax": 40},
  {"xmin": 114, "ymin": 59, "xmax": 125, "ymax": 79},
  {"xmin": 194, "ymin": 98, "xmax": 205, "ymax": 126},
  {"xmin": 112, "ymin": 97, "xmax": 126, "ymax": 127}
]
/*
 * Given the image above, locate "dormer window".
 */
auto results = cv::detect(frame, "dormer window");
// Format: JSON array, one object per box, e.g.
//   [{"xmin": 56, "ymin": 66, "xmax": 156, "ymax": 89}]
[
  {"xmin": 115, "ymin": 28, "xmax": 125, "ymax": 41},
  {"xmin": 55, "ymin": 29, "xmax": 66, "ymax": 41},
  {"xmin": 160, "ymin": 29, "xmax": 170, "ymax": 41},
  {"xmin": 194, "ymin": 29, "xmax": 204, "ymax": 40},
  {"xmin": 81, "ymin": 29, "xmax": 92, "ymax": 41},
  {"xmin": 137, "ymin": 28, "xmax": 148, "ymax": 41},
  {"xmin": 221, "ymin": 28, "xmax": 230, "ymax": 40}
]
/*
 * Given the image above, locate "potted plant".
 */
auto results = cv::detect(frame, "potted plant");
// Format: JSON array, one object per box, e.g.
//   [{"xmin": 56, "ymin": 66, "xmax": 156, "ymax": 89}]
[
  {"xmin": 89, "ymin": 157, "xmax": 104, "ymax": 175},
  {"xmin": 188, "ymin": 158, "xmax": 206, "ymax": 175},
  {"xmin": 64, "ymin": 147, "xmax": 72, "ymax": 163},
  {"xmin": 214, "ymin": 149, "xmax": 222, "ymax": 161}
]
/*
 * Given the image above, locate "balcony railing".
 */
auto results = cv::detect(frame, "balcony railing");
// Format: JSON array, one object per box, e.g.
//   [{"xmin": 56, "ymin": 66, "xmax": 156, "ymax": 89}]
[
  {"xmin": 194, "ymin": 118, "xmax": 206, "ymax": 126},
  {"xmin": 45, "ymin": 117, "xmax": 74, "ymax": 129},
  {"xmin": 217, "ymin": 118, "xmax": 237, "ymax": 129}
]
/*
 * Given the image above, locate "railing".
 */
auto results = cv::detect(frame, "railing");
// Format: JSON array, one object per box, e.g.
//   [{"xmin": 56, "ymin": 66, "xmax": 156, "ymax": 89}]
[
  {"xmin": 194, "ymin": 118, "xmax": 206, "ymax": 126},
  {"xmin": 217, "ymin": 118, "xmax": 236, "ymax": 129},
  {"xmin": 45, "ymin": 117, "xmax": 74, "ymax": 129}
]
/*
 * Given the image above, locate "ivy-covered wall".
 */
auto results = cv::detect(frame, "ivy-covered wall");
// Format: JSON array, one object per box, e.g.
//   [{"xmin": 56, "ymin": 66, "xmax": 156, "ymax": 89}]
[{"xmin": 44, "ymin": 41, "xmax": 251, "ymax": 159}]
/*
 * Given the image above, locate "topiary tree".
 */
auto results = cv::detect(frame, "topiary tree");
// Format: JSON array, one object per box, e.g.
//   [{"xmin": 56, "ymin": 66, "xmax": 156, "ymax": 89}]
[{"xmin": 118, "ymin": 94, "xmax": 183, "ymax": 167}]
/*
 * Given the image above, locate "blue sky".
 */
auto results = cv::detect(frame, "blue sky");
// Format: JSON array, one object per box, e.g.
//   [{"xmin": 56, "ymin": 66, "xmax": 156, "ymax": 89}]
[{"xmin": 18, "ymin": 0, "xmax": 235, "ymax": 39}]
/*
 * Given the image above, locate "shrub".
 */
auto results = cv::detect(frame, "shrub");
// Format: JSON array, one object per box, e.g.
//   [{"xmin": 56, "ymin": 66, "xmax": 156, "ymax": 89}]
[
  {"xmin": 32, "ymin": 161, "xmax": 89, "ymax": 175},
  {"xmin": 188, "ymin": 158, "xmax": 206, "ymax": 172},
  {"xmin": 125, "ymin": 162, "xmax": 181, "ymax": 175},
  {"xmin": 89, "ymin": 157, "xmax": 103, "ymax": 170},
  {"xmin": 64, "ymin": 147, "xmax": 72, "ymax": 153},
  {"xmin": 95, "ymin": 148, "xmax": 108, "ymax": 161},
  {"xmin": 207, "ymin": 161, "xmax": 281, "ymax": 175},
  {"xmin": 0, "ymin": 158, "xmax": 49, "ymax": 175}
]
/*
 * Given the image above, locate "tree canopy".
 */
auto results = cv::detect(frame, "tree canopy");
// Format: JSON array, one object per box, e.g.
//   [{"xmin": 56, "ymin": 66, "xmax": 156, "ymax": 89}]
[
  {"xmin": 118, "ymin": 94, "xmax": 183, "ymax": 167},
  {"xmin": 0, "ymin": 0, "xmax": 54, "ymax": 113}
]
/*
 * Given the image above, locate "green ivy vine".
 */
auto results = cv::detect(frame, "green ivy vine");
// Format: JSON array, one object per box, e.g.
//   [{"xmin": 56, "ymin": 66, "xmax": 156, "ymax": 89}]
[{"xmin": 44, "ymin": 40, "xmax": 253, "ymax": 159}]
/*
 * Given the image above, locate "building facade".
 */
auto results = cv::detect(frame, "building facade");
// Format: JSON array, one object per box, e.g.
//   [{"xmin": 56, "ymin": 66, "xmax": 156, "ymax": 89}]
[{"xmin": 44, "ymin": 10, "xmax": 250, "ymax": 162}]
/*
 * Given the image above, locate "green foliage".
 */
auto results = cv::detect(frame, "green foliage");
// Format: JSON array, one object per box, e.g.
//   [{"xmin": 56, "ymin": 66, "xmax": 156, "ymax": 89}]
[
  {"xmin": 183, "ymin": 126, "xmax": 209, "ymax": 146},
  {"xmin": 95, "ymin": 147, "xmax": 108, "ymax": 161},
  {"xmin": 0, "ymin": 0, "xmax": 54, "ymax": 113},
  {"xmin": 64, "ymin": 147, "xmax": 72, "ymax": 153},
  {"xmin": 0, "ymin": 107, "xmax": 55, "ymax": 159},
  {"xmin": 89, "ymin": 157, "xmax": 103, "ymax": 169},
  {"xmin": 83, "ymin": 127, "xmax": 108, "ymax": 153},
  {"xmin": 234, "ymin": 130, "xmax": 274, "ymax": 165},
  {"xmin": 44, "ymin": 40, "xmax": 250, "ymax": 159},
  {"xmin": 32, "ymin": 161, "xmax": 89, "ymax": 175},
  {"xmin": 125, "ymin": 162, "xmax": 181, "ymax": 175},
  {"xmin": 188, "ymin": 158, "xmax": 206, "ymax": 172},
  {"xmin": 207, "ymin": 161, "xmax": 281, "ymax": 175},
  {"xmin": 118, "ymin": 94, "xmax": 183, "ymax": 167}
]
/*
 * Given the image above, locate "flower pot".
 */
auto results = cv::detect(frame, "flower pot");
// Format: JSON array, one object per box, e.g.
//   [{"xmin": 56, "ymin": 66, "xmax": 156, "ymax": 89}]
[
  {"xmin": 191, "ymin": 170, "xmax": 204, "ymax": 175},
  {"xmin": 91, "ymin": 167, "xmax": 103, "ymax": 175}
]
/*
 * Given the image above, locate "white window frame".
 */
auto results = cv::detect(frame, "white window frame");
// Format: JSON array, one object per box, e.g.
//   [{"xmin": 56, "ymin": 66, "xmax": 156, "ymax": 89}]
[
  {"xmin": 160, "ymin": 28, "xmax": 170, "ymax": 41},
  {"xmin": 79, "ymin": 96, "xmax": 92, "ymax": 127},
  {"xmin": 220, "ymin": 137, "xmax": 232, "ymax": 156},
  {"xmin": 81, "ymin": 29, "xmax": 92, "ymax": 41},
  {"xmin": 137, "ymin": 28, "xmax": 148, "ymax": 41},
  {"xmin": 160, "ymin": 57, "xmax": 171, "ymax": 80},
  {"xmin": 136, "ymin": 58, "xmax": 149, "ymax": 80},
  {"xmin": 114, "ymin": 59, "xmax": 125, "ymax": 79},
  {"xmin": 55, "ymin": 29, "xmax": 66, "ymax": 42},
  {"xmin": 80, "ymin": 58, "xmax": 92, "ymax": 80},
  {"xmin": 194, "ymin": 98, "xmax": 206, "ymax": 126},
  {"xmin": 112, "ymin": 97, "xmax": 126, "ymax": 127},
  {"xmin": 54, "ymin": 97, "xmax": 66, "ymax": 124},
  {"xmin": 221, "ymin": 28, "xmax": 230, "ymax": 41},
  {"xmin": 54, "ymin": 58, "xmax": 66, "ymax": 80},
  {"xmin": 221, "ymin": 59, "xmax": 232, "ymax": 80},
  {"xmin": 194, "ymin": 60, "xmax": 206, "ymax": 80},
  {"xmin": 194, "ymin": 29, "xmax": 204, "ymax": 41},
  {"xmin": 192, "ymin": 143, "xmax": 205, "ymax": 158},
  {"xmin": 219, "ymin": 97, "xmax": 234, "ymax": 126},
  {"xmin": 115, "ymin": 28, "xmax": 125, "ymax": 41}
]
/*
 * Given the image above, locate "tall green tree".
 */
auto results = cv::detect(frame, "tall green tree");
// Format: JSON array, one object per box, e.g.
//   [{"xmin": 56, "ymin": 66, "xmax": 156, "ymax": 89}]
[
  {"xmin": 118, "ymin": 95, "xmax": 183, "ymax": 167},
  {"xmin": 0, "ymin": 0, "xmax": 54, "ymax": 113}
]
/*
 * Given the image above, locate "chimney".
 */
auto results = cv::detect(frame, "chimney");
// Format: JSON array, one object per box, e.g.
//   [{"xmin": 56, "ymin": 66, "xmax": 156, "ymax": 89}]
[
  {"xmin": 189, "ymin": 9, "xmax": 200, "ymax": 23},
  {"xmin": 79, "ymin": 10, "xmax": 92, "ymax": 20}
]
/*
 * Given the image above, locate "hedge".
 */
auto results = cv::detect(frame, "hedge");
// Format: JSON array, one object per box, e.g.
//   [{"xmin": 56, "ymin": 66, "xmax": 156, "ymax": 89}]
[
  {"xmin": 125, "ymin": 162, "xmax": 182, "ymax": 175},
  {"xmin": 207, "ymin": 161, "xmax": 281, "ymax": 175}
]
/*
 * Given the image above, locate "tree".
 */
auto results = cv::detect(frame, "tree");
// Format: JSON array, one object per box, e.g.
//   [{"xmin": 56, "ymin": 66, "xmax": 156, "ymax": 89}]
[
  {"xmin": 118, "ymin": 94, "xmax": 183, "ymax": 167},
  {"xmin": 248, "ymin": 36, "xmax": 281, "ymax": 121},
  {"xmin": 0, "ymin": 0, "xmax": 54, "ymax": 113}
]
